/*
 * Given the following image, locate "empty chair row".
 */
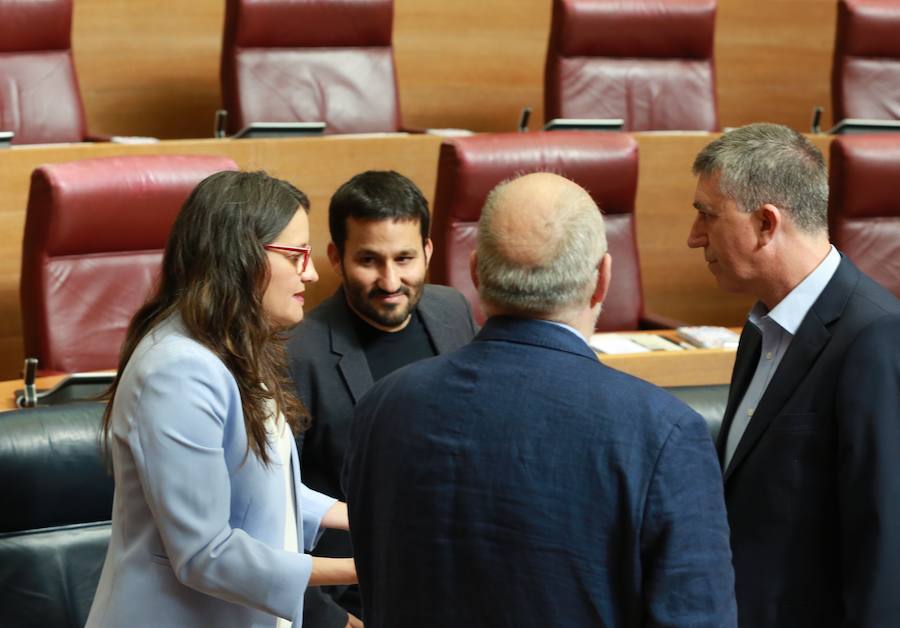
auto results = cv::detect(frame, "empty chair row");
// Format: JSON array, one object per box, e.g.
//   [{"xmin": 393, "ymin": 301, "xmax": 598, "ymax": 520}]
[
  {"xmin": 3, "ymin": 0, "xmax": 718, "ymax": 143},
  {"xmin": 7, "ymin": 0, "xmax": 898, "ymax": 145}
]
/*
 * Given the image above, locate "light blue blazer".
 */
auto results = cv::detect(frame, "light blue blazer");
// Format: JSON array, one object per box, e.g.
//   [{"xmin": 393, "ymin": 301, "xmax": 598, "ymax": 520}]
[{"xmin": 86, "ymin": 316, "xmax": 336, "ymax": 627}]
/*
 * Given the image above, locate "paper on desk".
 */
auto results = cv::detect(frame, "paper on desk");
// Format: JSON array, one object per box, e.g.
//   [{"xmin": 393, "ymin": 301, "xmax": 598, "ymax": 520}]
[
  {"xmin": 590, "ymin": 334, "xmax": 651, "ymax": 354},
  {"xmin": 110, "ymin": 136, "xmax": 160, "ymax": 144},
  {"xmin": 676, "ymin": 326, "xmax": 740, "ymax": 349},
  {"xmin": 625, "ymin": 334, "xmax": 685, "ymax": 351}
]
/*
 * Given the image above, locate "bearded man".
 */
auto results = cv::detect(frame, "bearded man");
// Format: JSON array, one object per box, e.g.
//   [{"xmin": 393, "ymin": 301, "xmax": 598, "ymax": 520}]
[{"xmin": 287, "ymin": 170, "xmax": 477, "ymax": 628}]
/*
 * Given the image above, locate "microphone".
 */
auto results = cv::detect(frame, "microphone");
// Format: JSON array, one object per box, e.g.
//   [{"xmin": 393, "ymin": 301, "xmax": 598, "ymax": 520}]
[
  {"xmin": 22, "ymin": 358, "xmax": 38, "ymax": 408},
  {"xmin": 518, "ymin": 107, "xmax": 532, "ymax": 133},
  {"xmin": 811, "ymin": 106, "xmax": 823, "ymax": 134},
  {"xmin": 214, "ymin": 110, "xmax": 228, "ymax": 138}
]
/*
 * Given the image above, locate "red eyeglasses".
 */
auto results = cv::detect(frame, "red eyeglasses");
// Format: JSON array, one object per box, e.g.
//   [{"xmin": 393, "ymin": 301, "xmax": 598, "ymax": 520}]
[{"xmin": 264, "ymin": 243, "xmax": 312, "ymax": 273}]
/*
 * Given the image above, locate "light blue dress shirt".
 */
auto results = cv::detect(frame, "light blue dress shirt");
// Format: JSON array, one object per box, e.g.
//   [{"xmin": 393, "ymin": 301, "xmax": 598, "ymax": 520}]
[{"xmin": 724, "ymin": 246, "xmax": 841, "ymax": 468}]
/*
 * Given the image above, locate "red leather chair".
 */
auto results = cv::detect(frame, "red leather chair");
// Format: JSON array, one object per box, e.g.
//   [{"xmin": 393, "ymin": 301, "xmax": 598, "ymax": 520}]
[
  {"xmin": 832, "ymin": 0, "xmax": 900, "ymax": 121},
  {"xmin": 431, "ymin": 131, "xmax": 676, "ymax": 331},
  {"xmin": 220, "ymin": 0, "xmax": 401, "ymax": 135},
  {"xmin": 544, "ymin": 0, "xmax": 719, "ymax": 132},
  {"xmin": 828, "ymin": 135, "xmax": 900, "ymax": 296},
  {"xmin": 0, "ymin": 0, "xmax": 89, "ymax": 145},
  {"xmin": 20, "ymin": 155, "xmax": 239, "ymax": 373}
]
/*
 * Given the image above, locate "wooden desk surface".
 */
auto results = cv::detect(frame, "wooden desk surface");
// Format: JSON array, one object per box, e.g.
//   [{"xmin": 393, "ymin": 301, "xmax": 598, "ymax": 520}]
[
  {"xmin": 595, "ymin": 329, "xmax": 736, "ymax": 388},
  {"xmin": 597, "ymin": 346, "xmax": 735, "ymax": 388},
  {"xmin": 0, "ymin": 374, "xmax": 69, "ymax": 412}
]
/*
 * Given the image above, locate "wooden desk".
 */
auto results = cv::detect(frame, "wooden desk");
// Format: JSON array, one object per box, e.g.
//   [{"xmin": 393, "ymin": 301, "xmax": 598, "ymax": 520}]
[
  {"xmin": 0, "ymin": 374, "xmax": 69, "ymax": 411},
  {"xmin": 594, "ymin": 330, "xmax": 737, "ymax": 388},
  {"xmin": 598, "ymin": 347, "xmax": 735, "ymax": 388}
]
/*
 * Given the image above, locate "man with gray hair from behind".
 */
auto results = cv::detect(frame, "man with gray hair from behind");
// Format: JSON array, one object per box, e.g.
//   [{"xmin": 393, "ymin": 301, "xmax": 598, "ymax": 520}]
[
  {"xmin": 344, "ymin": 172, "xmax": 737, "ymax": 627},
  {"xmin": 689, "ymin": 122, "xmax": 900, "ymax": 628}
]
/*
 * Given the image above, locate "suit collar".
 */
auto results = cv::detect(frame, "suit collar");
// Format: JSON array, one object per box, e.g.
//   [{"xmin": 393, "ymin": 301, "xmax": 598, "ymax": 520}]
[
  {"xmin": 717, "ymin": 321, "xmax": 761, "ymax": 461},
  {"xmin": 722, "ymin": 256, "xmax": 860, "ymax": 481},
  {"xmin": 476, "ymin": 316, "xmax": 598, "ymax": 362},
  {"xmin": 754, "ymin": 244, "xmax": 841, "ymax": 335}
]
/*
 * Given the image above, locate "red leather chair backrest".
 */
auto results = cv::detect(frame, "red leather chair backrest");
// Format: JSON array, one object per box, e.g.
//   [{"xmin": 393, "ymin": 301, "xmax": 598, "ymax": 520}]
[
  {"xmin": 20, "ymin": 155, "xmax": 240, "ymax": 373},
  {"xmin": 545, "ymin": 0, "xmax": 718, "ymax": 132},
  {"xmin": 221, "ymin": 0, "xmax": 401, "ymax": 135},
  {"xmin": 832, "ymin": 0, "xmax": 900, "ymax": 121},
  {"xmin": 0, "ymin": 0, "xmax": 87, "ymax": 144},
  {"xmin": 828, "ymin": 135, "xmax": 900, "ymax": 296},
  {"xmin": 431, "ymin": 131, "xmax": 644, "ymax": 331}
]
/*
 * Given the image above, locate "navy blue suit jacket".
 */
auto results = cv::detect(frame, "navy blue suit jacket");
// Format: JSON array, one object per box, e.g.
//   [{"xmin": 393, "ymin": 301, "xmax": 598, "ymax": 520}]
[
  {"xmin": 345, "ymin": 317, "xmax": 737, "ymax": 627},
  {"xmin": 719, "ymin": 256, "xmax": 900, "ymax": 628}
]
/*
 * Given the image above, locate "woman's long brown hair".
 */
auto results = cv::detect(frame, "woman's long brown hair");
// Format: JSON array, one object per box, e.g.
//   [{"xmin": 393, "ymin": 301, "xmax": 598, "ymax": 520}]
[{"xmin": 102, "ymin": 171, "xmax": 310, "ymax": 465}]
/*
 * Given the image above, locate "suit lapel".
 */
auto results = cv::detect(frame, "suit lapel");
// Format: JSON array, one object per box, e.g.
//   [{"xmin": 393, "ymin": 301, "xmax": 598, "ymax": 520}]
[
  {"xmin": 327, "ymin": 291, "xmax": 374, "ymax": 404},
  {"xmin": 722, "ymin": 257, "xmax": 857, "ymax": 482},
  {"xmin": 723, "ymin": 317, "xmax": 831, "ymax": 480},
  {"xmin": 418, "ymin": 287, "xmax": 464, "ymax": 354},
  {"xmin": 717, "ymin": 322, "xmax": 761, "ymax": 462}
]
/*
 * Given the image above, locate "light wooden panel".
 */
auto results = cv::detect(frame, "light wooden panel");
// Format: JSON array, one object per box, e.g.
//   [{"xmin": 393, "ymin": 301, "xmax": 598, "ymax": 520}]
[
  {"xmin": 73, "ymin": 0, "xmax": 225, "ymax": 139},
  {"xmin": 716, "ymin": 0, "xmax": 839, "ymax": 131},
  {"xmin": 67, "ymin": 0, "xmax": 843, "ymax": 139},
  {"xmin": 599, "ymin": 347, "xmax": 736, "ymax": 388},
  {"xmin": 393, "ymin": 0, "xmax": 551, "ymax": 132}
]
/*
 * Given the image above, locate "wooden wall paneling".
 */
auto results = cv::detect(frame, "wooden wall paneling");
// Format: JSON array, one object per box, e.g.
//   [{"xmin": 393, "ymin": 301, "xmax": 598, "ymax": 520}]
[
  {"xmin": 393, "ymin": 0, "xmax": 551, "ymax": 132},
  {"xmin": 715, "ymin": 0, "xmax": 839, "ymax": 131},
  {"xmin": 72, "ymin": 0, "xmax": 225, "ymax": 139}
]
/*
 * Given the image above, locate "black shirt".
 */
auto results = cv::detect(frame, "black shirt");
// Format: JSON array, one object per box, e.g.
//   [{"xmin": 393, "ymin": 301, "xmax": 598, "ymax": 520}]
[{"xmin": 351, "ymin": 308, "xmax": 437, "ymax": 382}]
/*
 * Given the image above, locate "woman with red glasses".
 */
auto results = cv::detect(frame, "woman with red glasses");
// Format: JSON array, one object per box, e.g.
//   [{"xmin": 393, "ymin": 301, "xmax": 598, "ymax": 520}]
[{"xmin": 87, "ymin": 170, "xmax": 356, "ymax": 627}]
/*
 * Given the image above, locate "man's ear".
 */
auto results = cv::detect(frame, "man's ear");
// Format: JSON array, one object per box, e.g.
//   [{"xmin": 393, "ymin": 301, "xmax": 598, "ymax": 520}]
[
  {"xmin": 423, "ymin": 238, "xmax": 434, "ymax": 267},
  {"xmin": 590, "ymin": 253, "xmax": 612, "ymax": 307},
  {"xmin": 469, "ymin": 249, "xmax": 479, "ymax": 290},
  {"xmin": 327, "ymin": 242, "xmax": 342, "ymax": 276},
  {"xmin": 757, "ymin": 204, "xmax": 782, "ymax": 246}
]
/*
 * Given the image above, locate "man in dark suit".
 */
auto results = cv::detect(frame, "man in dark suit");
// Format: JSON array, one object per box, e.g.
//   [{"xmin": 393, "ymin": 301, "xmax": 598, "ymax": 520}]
[
  {"xmin": 688, "ymin": 123, "xmax": 900, "ymax": 628},
  {"xmin": 344, "ymin": 172, "xmax": 737, "ymax": 627},
  {"xmin": 287, "ymin": 170, "xmax": 477, "ymax": 628}
]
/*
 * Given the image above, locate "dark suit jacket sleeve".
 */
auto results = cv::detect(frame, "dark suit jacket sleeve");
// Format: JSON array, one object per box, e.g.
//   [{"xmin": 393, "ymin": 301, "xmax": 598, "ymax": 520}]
[
  {"xmin": 303, "ymin": 587, "xmax": 348, "ymax": 628},
  {"xmin": 835, "ymin": 316, "xmax": 900, "ymax": 627},
  {"xmin": 640, "ymin": 410, "xmax": 738, "ymax": 627}
]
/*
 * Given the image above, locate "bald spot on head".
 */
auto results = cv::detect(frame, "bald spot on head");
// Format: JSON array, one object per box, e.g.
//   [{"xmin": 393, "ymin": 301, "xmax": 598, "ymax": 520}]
[{"xmin": 488, "ymin": 173, "xmax": 596, "ymax": 268}]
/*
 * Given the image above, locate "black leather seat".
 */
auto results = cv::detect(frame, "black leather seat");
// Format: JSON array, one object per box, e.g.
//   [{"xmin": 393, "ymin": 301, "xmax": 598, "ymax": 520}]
[
  {"xmin": 666, "ymin": 384, "xmax": 728, "ymax": 441},
  {"xmin": 0, "ymin": 402, "xmax": 112, "ymax": 627}
]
